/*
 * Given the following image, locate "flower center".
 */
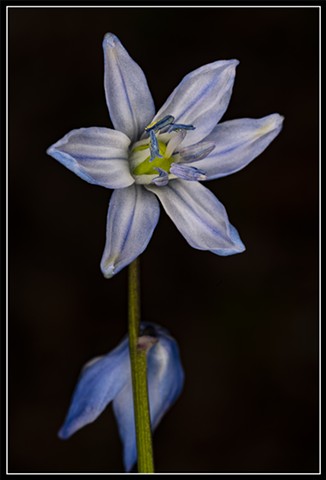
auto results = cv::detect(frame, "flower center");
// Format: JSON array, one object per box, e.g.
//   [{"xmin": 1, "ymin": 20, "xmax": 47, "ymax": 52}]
[
  {"xmin": 129, "ymin": 115, "xmax": 196, "ymax": 186},
  {"xmin": 132, "ymin": 141, "xmax": 174, "ymax": 176}
]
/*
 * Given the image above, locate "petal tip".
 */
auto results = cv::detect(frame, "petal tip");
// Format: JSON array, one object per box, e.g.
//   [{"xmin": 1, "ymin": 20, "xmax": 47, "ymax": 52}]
[
  {"xmin": 46, "ymin": 138, "xmax": 68, "ymax": 158},
  {"xmin": 103, "ymin": 32, "xmax": 119, "ymax": 49},
  {"xmin": 46, "ymin": 145, "xmax": 54, "ymax": 156},
  {"xmin": 268, "ymin": 112, "xmax": 284, "ymax": 125},
  {"xmin": 124, "ymin": 457, "xmax": 135, "ymax": 473},
  {"xmin": 273, "ymin": 113, "xmax": 285, "ymax": 127},
  {"xmin": 235, "ymin": 242, "xmax": 246, "ymax": 254},
  {"xmin": 101, "ymin": 263, "xmax": 116, "ymax": 279},
  {"xmin": 57, "ymin": 426, "xmax": 70, "ymax": 440},
  {"xmin": 230, "ymin": 225, "xmax": 246, "ymax": 254},
  {"xmin": 46, "ymin": 142, "xmax": 62, "ymax": 157},
  {"xmin": 211, "ymin": 224, "xmax": 246, "ymax": 256},
  {"xmin": 46, "ymin": 145, "xmax": 64, "ymax": 163},
  {"xmin": 221, "ymin": 59, "xmax": 239, "ymax": 71},
  {"xmin": 260, "ymin": 113, "xmax": 285, "ymax": 136}
]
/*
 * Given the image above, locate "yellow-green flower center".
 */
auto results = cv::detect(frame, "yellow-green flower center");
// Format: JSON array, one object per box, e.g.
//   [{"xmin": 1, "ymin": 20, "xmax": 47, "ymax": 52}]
[{"xmin": 132, "ymin": 141, "xmax": 174, "ymax": 176}]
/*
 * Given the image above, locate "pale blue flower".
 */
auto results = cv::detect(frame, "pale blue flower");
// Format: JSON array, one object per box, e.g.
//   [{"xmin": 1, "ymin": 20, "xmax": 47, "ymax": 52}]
[
  {"xmin": 58, "ymin": 322, "xmax": 184, "ymax": 472},
  {"xmin": 47, "ymin": 33, "xmax": 284, "ymax": 278}
]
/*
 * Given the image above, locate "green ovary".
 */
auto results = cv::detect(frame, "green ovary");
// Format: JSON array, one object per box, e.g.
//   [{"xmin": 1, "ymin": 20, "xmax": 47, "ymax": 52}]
[{"xmin": 132, "ymin": 141, "xmax": 173, "ymax": 176}]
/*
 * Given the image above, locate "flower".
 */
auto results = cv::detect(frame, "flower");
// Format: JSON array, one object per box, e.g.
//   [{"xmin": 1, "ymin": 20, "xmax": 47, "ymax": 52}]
[
  {"xmin": 58, "ymin": 322, "xmax": 184, "ymax": 472},
  {"xmin": 47, "ymin": 33, "xmax": 283, "ymax": 278}
]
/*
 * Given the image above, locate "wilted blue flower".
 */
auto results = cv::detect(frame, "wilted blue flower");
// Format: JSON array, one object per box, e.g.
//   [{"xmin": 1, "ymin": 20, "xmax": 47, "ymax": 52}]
[
  {"xmin": 47, "ymin": 33, "xmax": 283, "ymax": 278},
  {"xmin": 58, "ymin": 322, "xmax": 184, "ymax": 472}
]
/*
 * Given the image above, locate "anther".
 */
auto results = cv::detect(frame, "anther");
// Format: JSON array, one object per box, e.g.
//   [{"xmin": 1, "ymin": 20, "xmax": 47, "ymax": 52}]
[
  {"xmin": 170, "ymin": 163, "xmax": 207, "ymax": 181},
  {"xmin": 145, "ymin": 115, "xmax": 175, "ymax": 133},
  {"xmin": 167, "ymin": 123, "xmax": 195, "ymax": 133},
  {"xmin": 152, "ymin": 168, "xmax": 169, "ymax": 186},
  {"xmin": 149, "ymin": 130, "xmax": 163, "ymax": 161}
]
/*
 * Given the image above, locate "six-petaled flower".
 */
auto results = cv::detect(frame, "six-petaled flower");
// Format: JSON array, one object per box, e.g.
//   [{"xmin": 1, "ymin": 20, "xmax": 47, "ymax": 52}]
[{"xmin": 47, "ymin": 33, "xmax": 283, "ymax": 278}]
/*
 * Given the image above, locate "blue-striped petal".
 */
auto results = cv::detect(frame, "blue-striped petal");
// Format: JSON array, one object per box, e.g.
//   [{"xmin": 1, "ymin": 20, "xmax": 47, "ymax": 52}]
[
  {"xmin": 103, "ymin": 33, "xmax": 155, "ymax": 143},
  {"xmin": 47, "ymin": 127, "xmax": 134, "ymax": 189},
  {"xmin": 100, "ymin": 185, "xmax": 160, "ymax": 278},
  {"xmin": 187, "ymin": 114, "xmax": 284, "ymax": 180},
  {"xmin": 113, "ymin": 323, "xmax": 185, "ymax": 472},
  {"xmin": 152, "ymin": 60, "xmax": 238, "ymax": 147},
  {"xmin": 58, "ymin": 337, "xmax": 130, "ymax": 440},
  {"xmin": 146, "ymin": 180, "xmax": 245, "ymax": 255}
]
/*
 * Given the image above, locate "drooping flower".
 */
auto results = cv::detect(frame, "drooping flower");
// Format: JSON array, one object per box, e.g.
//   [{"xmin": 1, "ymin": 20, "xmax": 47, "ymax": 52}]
[
  {"xmin": 47, "ymin": 33, "xmax": 284, "ymax": 278},
  {"xmin": 58, "ymin": 322, "xmax": 184, "ymax": 472}
]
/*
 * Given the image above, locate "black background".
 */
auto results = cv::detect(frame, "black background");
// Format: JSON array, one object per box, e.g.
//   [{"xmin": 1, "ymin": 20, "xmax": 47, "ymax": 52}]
[{"xmin": 8, "ymin": 5, "xmax": 319, "ymax": 473}]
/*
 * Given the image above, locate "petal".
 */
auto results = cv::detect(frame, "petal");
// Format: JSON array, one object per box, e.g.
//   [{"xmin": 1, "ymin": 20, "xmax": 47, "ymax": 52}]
[
  {"xmin": 100, "ymin": 185, "xmax": 160, "ymax": 278},
  {"xmin": 47, "ymin": 127, "xmax": 134, "ymax": 189},
  {"xmin": 103, "ymin": 33, "xmax": 155, "ymax": 142},
  {"xmin": 113, "ymin": 323, "xmax": 185, "ymax": 472},
  {"xmin": 188, "ymin": 114, "xmax": 284, "ymax": 180},
  {"xmin": 58, "ymin": 337, "xmax": 130, "ymax": 439},
  {"xmin": 146, "ymin": 180, "xmax": 245, "ymax": 255},
  {"xmin": 147, "ymin": 325, "xmax": 185, "ymax": 431},
  {"xmin": 177, "ymin": 141, "xmax": 215, "ymax": 162},
  {"xmin": 152, "ymin": 60, "xmax": 238, "ymax": 147},
  {"xmin": 112, "ymin": 384, "xmax": 135, "ymax": 472}
]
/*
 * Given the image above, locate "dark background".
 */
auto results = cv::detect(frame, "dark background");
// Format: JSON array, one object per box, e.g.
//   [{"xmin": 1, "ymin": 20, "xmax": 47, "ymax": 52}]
[{"xmin": 8, "ymin": 6, "xmax": 319, "ymax": 474}]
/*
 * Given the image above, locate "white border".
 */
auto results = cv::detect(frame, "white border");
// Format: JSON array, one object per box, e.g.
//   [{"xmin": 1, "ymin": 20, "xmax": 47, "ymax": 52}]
[
  {"xmin": 6, "ymin": 3, "xmax": 321, "ymax": 476},
  {"xmin": 3, "ymin": 4, "xmax": 324, "ymax": 8}
]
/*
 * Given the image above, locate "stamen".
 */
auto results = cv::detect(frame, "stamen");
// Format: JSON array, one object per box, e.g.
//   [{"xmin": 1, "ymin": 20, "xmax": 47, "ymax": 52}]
[
  {"xmin": 149, "ymin": 130, "xmax": 163, "ymax": 161},
  {"xmin": 156, "ymin": 125, "xmax": 174, "ymax": 134},
  {"xmin": 165, "ymin": 130, "xmax": 187, "ymax": 158},
  {"xmin": 145, "ymin": 115, "xmax": 175, "ymax": 133},
  {"xmin": 152, "ymin": 168, "xmax": 169, "ymax": 186},
  {"xmin": 170, "ymin": 163, "xmax": 207, "ymax": 181},
  {"xmin": 177, "ymin": 142, "xmax": 215, "ymax": 162},
  {"xmin": 167, "ymin": 123, "xmax": 195, "ymax": 133}
]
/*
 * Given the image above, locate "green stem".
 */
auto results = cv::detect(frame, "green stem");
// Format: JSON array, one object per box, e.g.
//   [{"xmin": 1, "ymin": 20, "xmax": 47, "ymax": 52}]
[{"xmin": 128, "ymin": 258, "xmax": 154, "ymax": 473}]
